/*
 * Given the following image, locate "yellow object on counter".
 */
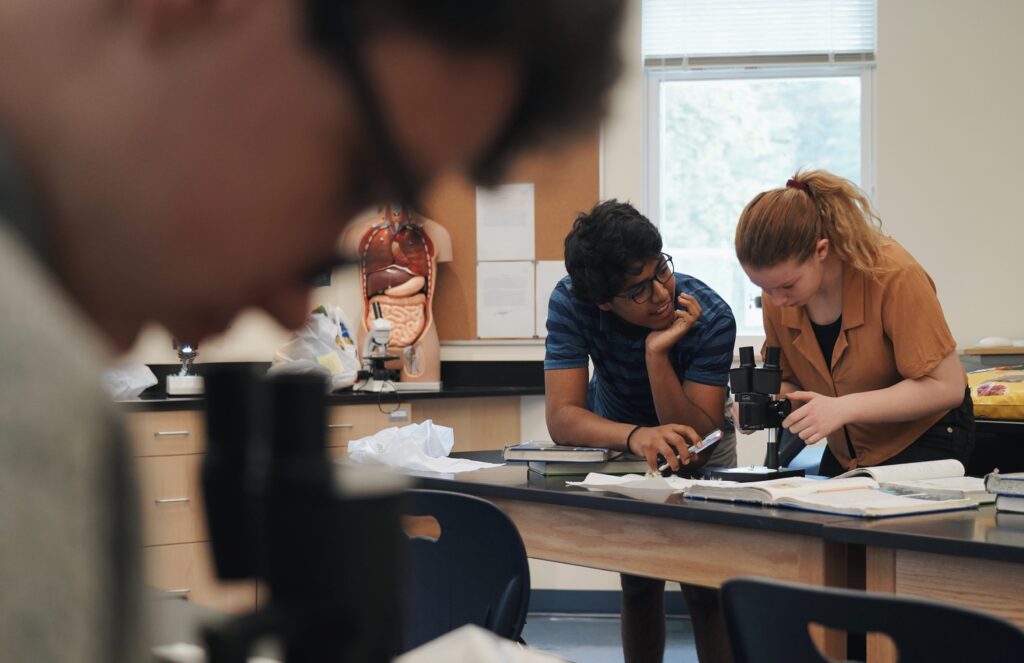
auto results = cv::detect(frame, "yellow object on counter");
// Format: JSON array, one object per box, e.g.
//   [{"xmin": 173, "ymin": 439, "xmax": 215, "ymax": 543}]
[{"xmin": 968, "ymin": 365, "xmax": 1024, "ymax": 421}]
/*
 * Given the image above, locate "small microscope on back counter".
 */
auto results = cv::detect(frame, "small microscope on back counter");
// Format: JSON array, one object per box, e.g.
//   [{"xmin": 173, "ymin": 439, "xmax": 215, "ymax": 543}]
[
  {"xmin": 709, "ymin": 346, "xmax": 805, "ymax": 481},
  {"xmin": 352, "ymin": 302, "xmax": 400, "ymax": 392},
  {"xmin": 166, "ymin": 340, "xmax": 205, "ymax": 396}
]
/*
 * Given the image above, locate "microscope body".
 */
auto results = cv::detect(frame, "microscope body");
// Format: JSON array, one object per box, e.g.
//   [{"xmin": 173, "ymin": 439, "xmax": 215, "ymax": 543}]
[
  {"xmin": 734, "ymin": 393, "xmax": 792, "ymax": 431},
  {"xmin": 353, "ymin": 307, "xmax": 400, "ymax": 391},
  {"xmin": 167, "ymin": 340, "xmax": 205, "ymax": 395},
  {"xmin": 729, "ymin": 346, "xmax": 803, "ymax": 477}
]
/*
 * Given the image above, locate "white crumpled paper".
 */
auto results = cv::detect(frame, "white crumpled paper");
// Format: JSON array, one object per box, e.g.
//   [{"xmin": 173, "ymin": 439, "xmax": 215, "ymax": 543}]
[
  {"xmin": 346, "ymin": 420, "xmax": 502, "ymax": 474},
  {"xmin": 102, "ymin": 362, "xmax": 158, "ymax": 400}
]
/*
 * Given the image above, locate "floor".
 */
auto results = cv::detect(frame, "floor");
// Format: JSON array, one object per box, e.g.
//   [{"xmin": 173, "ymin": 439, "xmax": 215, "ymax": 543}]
[{"xmin": 522, "ymin": 613, "xmax": 698, "ymax": 663}]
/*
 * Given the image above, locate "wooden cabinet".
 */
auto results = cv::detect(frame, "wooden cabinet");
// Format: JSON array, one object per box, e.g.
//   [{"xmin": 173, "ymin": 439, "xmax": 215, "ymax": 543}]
[
  {"xmin": 125, "ymin": 409, "xmax": 251, "ymax": 612},
  {"xmin": 413, "ymin": 396, "xmax": 520, "ymax": 451},
  {"xmin": 126, "ymin": 402, "xmax": 412, "ymax": 612},
  {"xmin": 325, "ymin": 403, "xmax": 411, "ymax": 459},
  {"xmin": 145, "ymin": 542, "xmax": 256, "ymax": 614},
  {"xmin": 136, "ymin": 454, "xmax": 206, "ymax": 546},
  {"xmin": 126, "ymin": 409, "xmax": 205, "ymax": 456},
  {"xmin": 127, "ymin": 394, "xmax": 518, "ymax": 611}
]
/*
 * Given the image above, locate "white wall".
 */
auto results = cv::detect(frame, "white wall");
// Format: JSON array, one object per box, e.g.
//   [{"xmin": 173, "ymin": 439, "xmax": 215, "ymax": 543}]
[{"xmin": 875, "ymin": 0, "xmax": 1024, "ymax": 347}]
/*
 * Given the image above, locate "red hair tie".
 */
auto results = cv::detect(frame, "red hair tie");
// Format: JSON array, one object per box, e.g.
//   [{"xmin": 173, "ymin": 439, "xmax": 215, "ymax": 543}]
[{"xmin": 786, "ymin": 178, "xmax": 808, "ymax": 192}]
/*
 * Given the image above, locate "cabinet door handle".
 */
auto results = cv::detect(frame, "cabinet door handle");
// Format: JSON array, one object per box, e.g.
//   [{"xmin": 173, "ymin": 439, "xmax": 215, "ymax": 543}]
[
  {"xmin": 154, "ymin": 431, "xmax": 191, "ymax": 437},
  {"xmin": 154, "ymin": 497, "xmax": 191, "ymax": 504},
  {"xmin": 327, "ymin": 423, "xmax": 354, "ymax": 429},
  {"xmin": 166, "ymin": 588, "xmax": 192, "ymax": 597}
]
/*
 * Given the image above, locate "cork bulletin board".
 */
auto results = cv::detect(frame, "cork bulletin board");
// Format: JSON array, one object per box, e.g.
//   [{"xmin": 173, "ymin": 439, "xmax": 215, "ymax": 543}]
[{"xmin": 420, "ymin": 132, "xmax": 600, "ymax": 341}]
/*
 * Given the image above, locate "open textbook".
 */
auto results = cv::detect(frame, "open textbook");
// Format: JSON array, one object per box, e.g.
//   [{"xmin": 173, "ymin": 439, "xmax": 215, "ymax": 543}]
[
  {"xmin": 570, "ymin": 470, "xmax": 980, "ymax": 518},
  {"xmin": 685, "ymin": 475, "xmax": 978, "ymax": 517},
  {"xmin": 834, "ymin": 459, "xmax": 992, "ymax": 503},
  {"xmin": 567, "ymin": 473, "xmax": 739, "ymax": 500}
]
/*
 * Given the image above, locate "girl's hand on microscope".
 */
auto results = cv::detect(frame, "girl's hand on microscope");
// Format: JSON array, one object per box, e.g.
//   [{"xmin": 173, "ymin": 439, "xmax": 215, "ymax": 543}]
[{"xmin": 781, "ymin": 391, "xmax": 850, "ymax": 444}]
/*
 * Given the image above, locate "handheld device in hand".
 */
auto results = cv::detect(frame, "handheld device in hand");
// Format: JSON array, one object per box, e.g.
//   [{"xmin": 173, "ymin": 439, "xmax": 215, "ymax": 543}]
[
  {"xmin": 688, "ymin": 429, "xmax": 723, "ymax": 455},
  {"xmin": 657, "ymin": 429, "xmax": 724, "ymax": 476}
]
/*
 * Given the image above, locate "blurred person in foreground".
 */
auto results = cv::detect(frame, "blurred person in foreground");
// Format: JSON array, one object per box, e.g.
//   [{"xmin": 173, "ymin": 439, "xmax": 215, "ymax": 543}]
[{"xmin": 0, "ymin": 1, "xmax": 623, "ymax": 660}]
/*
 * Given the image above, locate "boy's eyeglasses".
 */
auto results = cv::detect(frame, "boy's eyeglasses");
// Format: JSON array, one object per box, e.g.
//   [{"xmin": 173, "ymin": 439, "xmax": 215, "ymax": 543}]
[{"xmin": 615, "ymin": 254, "xmax": 674, "ymax": 304}]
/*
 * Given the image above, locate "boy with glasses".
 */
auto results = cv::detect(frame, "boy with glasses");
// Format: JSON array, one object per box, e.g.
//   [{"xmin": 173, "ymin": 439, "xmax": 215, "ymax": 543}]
[{"xmin": 545, "ymin": 200, "xmax": 736, "ymax": 663}]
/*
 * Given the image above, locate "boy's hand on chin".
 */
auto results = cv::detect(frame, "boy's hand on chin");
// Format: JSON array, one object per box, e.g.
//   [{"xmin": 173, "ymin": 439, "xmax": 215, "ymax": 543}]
[{"xmin": 646, "ymin": 293, "xmax": 701, "ymax": 356}]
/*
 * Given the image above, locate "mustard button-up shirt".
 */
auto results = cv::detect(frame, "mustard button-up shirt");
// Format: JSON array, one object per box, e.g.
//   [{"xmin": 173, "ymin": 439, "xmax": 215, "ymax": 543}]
[{"xmin": 762, "ymin": 240, "xmax": 957, "ymax": 469}]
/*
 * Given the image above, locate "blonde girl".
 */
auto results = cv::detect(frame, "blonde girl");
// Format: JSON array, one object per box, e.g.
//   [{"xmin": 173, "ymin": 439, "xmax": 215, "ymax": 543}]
[{"xmin": 734, "ymin": 170, "xmax": 972, "ymax": 475}]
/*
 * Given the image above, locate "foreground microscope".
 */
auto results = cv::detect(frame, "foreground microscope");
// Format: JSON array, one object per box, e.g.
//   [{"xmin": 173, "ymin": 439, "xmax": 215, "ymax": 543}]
[{"xmin": 201, "ymin": 368, "xmax": 409, "ymax": 663}]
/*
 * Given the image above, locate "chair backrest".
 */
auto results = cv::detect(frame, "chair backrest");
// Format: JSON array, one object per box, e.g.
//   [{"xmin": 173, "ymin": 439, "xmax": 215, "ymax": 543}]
[
  {"xmin": 401, "ymin": 489, "xmax": 531, "ymax": 653},
  {"xmin": 721, "ymin": 577, "xmax": 1024, "ymax": 663}
]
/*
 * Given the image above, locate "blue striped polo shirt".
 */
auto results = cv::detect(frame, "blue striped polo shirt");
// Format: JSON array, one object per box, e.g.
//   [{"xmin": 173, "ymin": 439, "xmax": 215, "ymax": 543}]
[{"xmin": 545, "ymin": 273, "xmax": 736, "ymax": 426}]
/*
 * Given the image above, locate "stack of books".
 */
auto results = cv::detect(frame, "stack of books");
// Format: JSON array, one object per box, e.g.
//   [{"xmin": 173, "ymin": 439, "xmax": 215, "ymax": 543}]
[
  {"xmin": 984, "ymin": 471, "xmax": 1024, "ymax": 512},
  {"xmin": 502, "ymin": 440, "xmax": 650, "ymax": 476}
]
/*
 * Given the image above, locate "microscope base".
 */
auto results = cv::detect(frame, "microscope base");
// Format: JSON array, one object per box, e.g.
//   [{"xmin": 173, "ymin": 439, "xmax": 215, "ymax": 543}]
[
  {"xmin": 166, "ymin": 374, "xmax": 205, "ymax": 396},
  {"xmin": 700, "ymin": 466, "xmax": 806, "ymax": 483},
  {"xmin": 352, "ymin": 378, "xmax": 396, "ymax": 393}
]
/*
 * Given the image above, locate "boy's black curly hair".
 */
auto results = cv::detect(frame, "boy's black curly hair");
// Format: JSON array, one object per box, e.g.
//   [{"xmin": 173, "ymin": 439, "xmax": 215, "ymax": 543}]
[{"xmin": 564, "ymin": 200, "xmax": 663, "ymax": 305}]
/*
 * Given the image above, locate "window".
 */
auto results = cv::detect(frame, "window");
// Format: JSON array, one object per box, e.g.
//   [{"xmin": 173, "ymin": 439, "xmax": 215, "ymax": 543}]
[{"xmin": 643, "ymin": 0, "xmax": 876, "ymax": 340}]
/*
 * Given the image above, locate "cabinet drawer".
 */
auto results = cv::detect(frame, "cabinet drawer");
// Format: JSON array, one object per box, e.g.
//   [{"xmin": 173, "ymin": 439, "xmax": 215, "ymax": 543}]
[
  {"xmin": 145, "ymin": 542, "xmax": 256, "ymax": 614},
  {"xmin": 126, "ymin": 410, "xmax": 206, "ymax": 456},
  {"xmin": 325, "ymin": 403, "xmax": 411, "ymax": 447},
  {"xmin": 327, "ymin": 445, "xmax": 349, "ymax": 461},
  {"xmin": 137, "ymin": 454, "xmax": 206, "ymax": 546},
  {"xmin": 413, "ymin": 396, "xmax": 520, "ymax": 451}
]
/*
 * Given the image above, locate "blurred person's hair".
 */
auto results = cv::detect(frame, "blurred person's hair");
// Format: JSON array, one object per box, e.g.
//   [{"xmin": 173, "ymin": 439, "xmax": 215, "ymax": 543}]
[{"xmin": 304, "ymin": 0, "xmax": 624, "ymax": 184}]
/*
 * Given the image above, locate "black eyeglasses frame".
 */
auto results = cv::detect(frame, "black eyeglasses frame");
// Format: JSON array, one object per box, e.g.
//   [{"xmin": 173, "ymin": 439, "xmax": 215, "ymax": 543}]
[{"xmin": 614, "ymin": 253, "xmax": 674, "ymax": 305}]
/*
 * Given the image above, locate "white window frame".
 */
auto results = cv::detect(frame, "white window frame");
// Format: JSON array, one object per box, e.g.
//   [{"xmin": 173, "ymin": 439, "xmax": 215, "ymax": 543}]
[{"xmin": 644, "ymin": 62, "xmax": 876, "ymax": 351}]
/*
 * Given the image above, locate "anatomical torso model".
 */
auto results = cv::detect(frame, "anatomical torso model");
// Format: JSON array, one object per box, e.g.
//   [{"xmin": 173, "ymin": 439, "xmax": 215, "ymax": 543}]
[{"xmin": 341, "ymin": 205, "xmax": 452, "ymax": 386}]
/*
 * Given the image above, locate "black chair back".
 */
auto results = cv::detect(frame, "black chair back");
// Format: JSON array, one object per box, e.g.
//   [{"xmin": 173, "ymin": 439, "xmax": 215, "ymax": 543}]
[
  {"xmin": 401, "ymin": 489, "xmax": 531, "ymax": 652},
  {"xmin": 722, "ymin": 577, "xmax": 1024, "ymax": 662}
]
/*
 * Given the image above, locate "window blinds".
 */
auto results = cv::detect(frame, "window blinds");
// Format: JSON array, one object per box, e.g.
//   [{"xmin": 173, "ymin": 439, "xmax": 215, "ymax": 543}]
[{"xmin": 643, "ymin": 0, "xmax": 876, "ymax": 64}]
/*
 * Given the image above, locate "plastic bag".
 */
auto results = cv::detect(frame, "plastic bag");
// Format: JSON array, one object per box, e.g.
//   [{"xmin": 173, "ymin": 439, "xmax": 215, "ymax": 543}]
[
  {"xmin": 268, "ymin": 305, "xmax": 360, "ymax": 391},
  {"xmin": 102, "ymin": 362, "xmax": 158, "ymax": 400},
  {"xmin": 969, "ymin": 365, "xmax": 1024, "ymax": 420}
]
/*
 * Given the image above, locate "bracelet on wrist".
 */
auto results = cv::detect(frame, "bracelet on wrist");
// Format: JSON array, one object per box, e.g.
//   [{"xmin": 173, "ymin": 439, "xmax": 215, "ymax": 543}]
[{"xmin": 625, "ymin": 425, "xmax": 643, "ymax": 455}]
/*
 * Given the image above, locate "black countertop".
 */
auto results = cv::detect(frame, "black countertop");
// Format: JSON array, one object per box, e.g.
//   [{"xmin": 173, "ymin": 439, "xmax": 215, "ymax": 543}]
[
  {"xmin": 411, "ymin": 451, "xmax": 852, "ymax": 538},
  {"xmin": 116, "ymin": 360, "xmax": 545, "ymax": 411},
  {"xmin": 117, "ymin": 385, "xmax": 544, "ymax": 412},
  {"xmin": 822, "ymin": 506, "xmax": 1024, "ymax": 565},
  {"xmin": 410, "ymin": 452, "xmax": 1024, "ymax": 564},
  {"xmin": 976, "ymin": 418, "xmax": 1024, "ymax": 434}
]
